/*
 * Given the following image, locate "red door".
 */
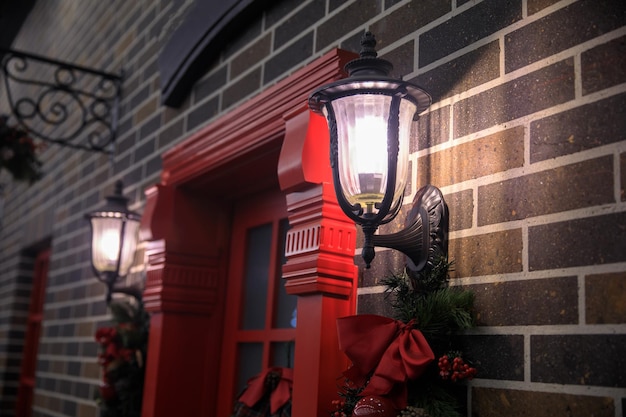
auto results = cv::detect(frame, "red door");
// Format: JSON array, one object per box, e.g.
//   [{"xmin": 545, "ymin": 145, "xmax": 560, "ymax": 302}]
[
  {"xmin": 16, "ymin": 248, "xmax": 50, "ymax": 417},
  {"xmin": 216, "ymin": 189, "xmax": 296, "ymax": 415}
]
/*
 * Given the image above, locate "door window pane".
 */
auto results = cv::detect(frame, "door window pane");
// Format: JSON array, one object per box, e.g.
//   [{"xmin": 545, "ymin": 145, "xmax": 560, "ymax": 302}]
[
  {"xmin": 242, "ymin": 224, "xmax": 271, "ymax": 330},
  {"xmin": 271, "ymin": 341, "xmax": 295, "ymax": 368},
  {"xmin": 237, "ymin": 343, "xmax": 263, "ymax": 393},
  {"xmin": 273, "ymin": 219, "xmax": 297, "ymax": 329}
]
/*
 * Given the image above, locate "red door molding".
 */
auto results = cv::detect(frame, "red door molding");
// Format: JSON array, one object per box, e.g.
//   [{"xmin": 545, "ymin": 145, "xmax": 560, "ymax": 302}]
[
  {"xmin": 140, "ymin": 48, "xmax": 358, "ymax": 417},
  {"xmin": 160, "ymin": 49, "xmax": 357, "ymax": 187},
  {"xmin": 278, "ymin": 107, "xmax": 360, "ymax": 416}
]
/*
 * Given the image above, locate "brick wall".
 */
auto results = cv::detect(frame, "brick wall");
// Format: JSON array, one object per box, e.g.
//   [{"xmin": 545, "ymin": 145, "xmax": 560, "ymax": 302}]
[
  {"xmin": 0, "ymin": 0, "xmax": 623, "ymax": 416},
  {"xmin": 0, "ymin": 252, "xmax": 33, "ymax": 412},
  {"xmin": 356, "ymin": 1, "xmax": 626, "ymax": 416}
]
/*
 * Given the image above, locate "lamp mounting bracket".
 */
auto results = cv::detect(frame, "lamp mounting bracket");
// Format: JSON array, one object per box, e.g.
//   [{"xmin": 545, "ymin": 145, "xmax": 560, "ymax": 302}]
[
  {"xmin": 0, "ymin": 48, "xmax": 123, "ymax": 154},
  {"xmin": 372, "ymin": 185, "xmax": 449, "ymax": 272},
  {"xmin": 99, "ymin": 272, "xmax": 143, "ymax": 305}
]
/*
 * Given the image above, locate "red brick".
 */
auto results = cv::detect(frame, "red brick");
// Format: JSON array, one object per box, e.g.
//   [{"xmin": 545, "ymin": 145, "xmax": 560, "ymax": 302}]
[
  {"xmin": 468, "ymin": 276, "xmax": 578, "ymax": 326},
  {"xmin": 222, "ymin": 67, "xmax": 261, "ymax": 110},
  {"xmin": 505, "ymin": 0, "xmax": 624, "ymax": 72},
  {"xmin": 316, "ymin": 1, "xmax": 381, "ymax": 52},
  {"xmin": 134, "ymin": 96, "xmax": 158, "ymax": 125},
  {"xmin": 458, "ymin": 335, "xmax": 524, "ymax": 380},
  {"xmin": 357, "ymin": 292, "xmax": 396, "ymax": 317},
  {"xmin": 187, "ymin": 97, "xmax": 219, "ymax": 131},
  {"xmin": 527, "ymin": 0, "xmax": 561, "ymax": 15},
  {"xmin": 530, "ymin": 93, "xmax": 626, "ymax": 163},
  {"xmin": 417, "ymin": 126, "xmax": 524, "ymax": 188},
  {"xmin": 273, "ymin": 0, "xmax": 324, "ymax": 49},
  {"xmin": 445, "ymin": 189, "xmax": 473, "ymax": 231},
  {"xmin": 419, "ymin": 0, "xmax": 522, "ymax": 67},
  {"xmin": 370, "ymin": 0, "xmax": 451, "ymax": 50},
  {"xmin": 412, "ymin": 40, "xmax": 500, "ymax": 104},
  {"xmin": 231, "ymin": 33, "xmax": 272, "ymax": 79},
  {"xmin": 529, "ymin": 212, "xmax": 626, "ymax": 271},
  {"xmin": 472, "ymin": 387, "xmax": 615, "ymax": 417},
  {"xmin": 478, "ymin": 156, "xmax": 614, "ymax": 225},
  {"xmin": 193, "ymin": 66, "xmax": 228, "ymax": 102},
  {"xmin": 622, "ymin": 152, "xmax": 626, "ymax": 201},
  {"xmin": 412, "ymin": 105, "xmax": 450, "ymax": 151},
  {"xmin": 454, "ymin": 59, "xmax": 574, "ymax": 137},
  {"xmin": 264, "ymin": 32, "xmax": 313, "ymax": 84},
  {"xmin": 449, "ymin": 229, "xmax": 523, "ymax": 278},
  {"xmin": 586, "ymin": 272, "xmax": 626, "ymax": 324},
  {"xmin": 532, "ymin": 334, "xmax": 626, "ymax": 387},
  {"xmin": 380, "ymin": 41, "xmax": 414, "ymax": 79},
  {"xmin": 582, "ymin": 35, "xmax": 626, "ymax": 95}
]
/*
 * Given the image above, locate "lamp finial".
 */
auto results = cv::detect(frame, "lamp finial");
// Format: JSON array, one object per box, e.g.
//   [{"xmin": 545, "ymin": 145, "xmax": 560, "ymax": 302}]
[
  {"xmin": 345, "ymin": 31, "xmax": 393, "ymax": 77},
  {"xmin": 113, "ymin": 180, "xmax": 124, "ymax": 196},
  {"xmin": 359, "ymin": 32, "xmax": 378, "ymax": 59}
]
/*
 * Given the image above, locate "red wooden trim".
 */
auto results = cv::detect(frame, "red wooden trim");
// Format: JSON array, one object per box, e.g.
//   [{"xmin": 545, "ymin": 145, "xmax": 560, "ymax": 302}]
[
  {"xmin": 217, "ymin": 189, "xmax": 294, "ymax": 415},
  {"xmin": 278, "ymin": 108, "xmax": 360, "ymax": 415},
  {"xmin": 160, "ymin": 49, "xmax": 355, "ymax": 186},
  {"xmin": 140, "ymin": 185, "xmax": 229, "ymax": 417},
  {"xmin": 16, "ymin": 248, "xmax": 50, "ymax": 417}
]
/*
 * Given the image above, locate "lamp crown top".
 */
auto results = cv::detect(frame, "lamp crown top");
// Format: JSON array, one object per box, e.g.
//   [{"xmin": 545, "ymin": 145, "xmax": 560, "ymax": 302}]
[
  {"xmin": 345, "ymin": 31, "xmax": 393, "ymax": 77},
  {"xmin": 104, "ymin": 180, "xmax": 129, "ymax": 211},
  {"xmin": 113, "ymin": 180, "xmax": 124, "ymax": 195},
  {"xmin": 359, "ymin": 31, "xmax": 378, "ymax": 59}
]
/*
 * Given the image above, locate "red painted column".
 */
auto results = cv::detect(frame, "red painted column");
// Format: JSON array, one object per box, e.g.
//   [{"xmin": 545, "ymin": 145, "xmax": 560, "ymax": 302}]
[
  {"xmin": 139, "ymin": 184, "xmax": 229, "ymax": 417},
  {"xmin": 278, "ymin": 108, "xmax": 359, "ymax": 417}
]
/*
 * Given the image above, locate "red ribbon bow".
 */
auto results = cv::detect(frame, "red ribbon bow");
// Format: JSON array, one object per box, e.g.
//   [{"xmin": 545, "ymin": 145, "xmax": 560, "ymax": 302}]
[
  {"xmin": 337, "ymin": 315, "xmax": 434, "ymax": 409},
  {"xmin": 239, "ymin": 367, "xmax": 293, "ymax": 414}
]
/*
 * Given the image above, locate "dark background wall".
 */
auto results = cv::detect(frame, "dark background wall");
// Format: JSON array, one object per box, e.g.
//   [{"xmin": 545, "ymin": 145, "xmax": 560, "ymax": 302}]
[{"xmin": 0, "ymin": 1, "xmax": 624, "ymax": 416}]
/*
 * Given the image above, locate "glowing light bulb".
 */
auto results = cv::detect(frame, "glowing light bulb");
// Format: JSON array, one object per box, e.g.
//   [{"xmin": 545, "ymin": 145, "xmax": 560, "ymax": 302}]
[
  {"xmin": 352, "ymin": 115, "xmax": 387, "ymax": 176},
  {"xmin": 99, "ymin": 229, "xmax": 120, "ymax": 262}
]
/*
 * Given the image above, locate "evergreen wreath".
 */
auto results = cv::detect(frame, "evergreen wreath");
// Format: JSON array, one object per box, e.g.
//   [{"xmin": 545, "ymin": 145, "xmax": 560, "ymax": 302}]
[
  {"xmin": 95, "ymin": 300, "xmax": 150, "ymax": 417},
  {"xmin": 331, "ymin": 258, "xmax": 476, "ymax": 417},
  {"xmin": 0, "ymin": 115, "xmax": 44, "ymax": 184}
]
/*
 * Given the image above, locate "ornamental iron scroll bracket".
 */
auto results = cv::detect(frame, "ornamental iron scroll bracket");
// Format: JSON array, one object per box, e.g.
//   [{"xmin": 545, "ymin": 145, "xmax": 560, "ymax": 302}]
[{"xmin": 0, "ymin": 48, "xmax": 123, "ymax": 154}]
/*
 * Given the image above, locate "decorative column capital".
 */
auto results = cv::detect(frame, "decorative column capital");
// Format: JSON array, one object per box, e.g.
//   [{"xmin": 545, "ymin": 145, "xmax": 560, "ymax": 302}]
[
  {"xmin": 140, "ymin": 183, "xmax": 227, "ymax": 315},
  {"xmin": 143, "ymin": 240, "xmax": 221, "ymax": 315},
  {"xmin": 279, "ymin": 108, "xmax": 358, "ymax": 298}
]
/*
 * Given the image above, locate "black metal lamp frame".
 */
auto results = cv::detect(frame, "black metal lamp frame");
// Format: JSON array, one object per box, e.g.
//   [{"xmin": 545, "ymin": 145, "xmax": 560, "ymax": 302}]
[
  {"xmin": 0, "ymin": 48, "xmax": 122, "ymax": 154},
  {"xmin": 85, "ymin": 181, "xmax": 142, "ymax": 304},
  {"xmin": 309, "ymin": 32, "xmax": 448, "ymax": 272}
]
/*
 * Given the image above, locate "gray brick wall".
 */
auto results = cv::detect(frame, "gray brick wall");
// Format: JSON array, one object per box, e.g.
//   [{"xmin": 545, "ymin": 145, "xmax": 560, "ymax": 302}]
[{"xmin": 0, "ymin": 0, "xmax": 624, "ymax": 416}]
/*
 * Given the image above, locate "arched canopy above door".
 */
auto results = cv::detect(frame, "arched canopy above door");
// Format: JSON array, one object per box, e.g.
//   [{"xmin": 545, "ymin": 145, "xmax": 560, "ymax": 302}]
[{"xmin": 159, "ymin": 0, "xmax": 263, "ymax": 107}]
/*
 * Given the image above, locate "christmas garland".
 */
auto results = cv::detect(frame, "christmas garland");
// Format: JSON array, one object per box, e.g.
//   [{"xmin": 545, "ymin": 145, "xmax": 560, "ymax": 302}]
[
  {"xmin": 331, "ymin": 259, "xmax": 476, "ymax": 417},
  {"xmin": 0, "ymin": 115, "xmax": 44, "ymax": 184},
  {"xmin": 95, "ymin": 300, "xmax": 150, "ymax": 417}
]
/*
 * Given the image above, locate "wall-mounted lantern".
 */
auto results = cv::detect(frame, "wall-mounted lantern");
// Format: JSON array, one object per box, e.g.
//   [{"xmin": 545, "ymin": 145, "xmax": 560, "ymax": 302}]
[
  {"xmin": 85, "ymin": 180, "xmax": 141, "ymax": 303},
  {"xmin": 308, "ymin": 32, "xmax": 448, "ymax": 272}
]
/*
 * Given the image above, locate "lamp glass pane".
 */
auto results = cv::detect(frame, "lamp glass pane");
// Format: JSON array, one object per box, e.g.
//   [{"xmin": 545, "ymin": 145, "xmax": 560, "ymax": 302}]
[
  {"xmin": 395, "ymin": 97, "xmax": 417, "ymax": 206},
  {"xmin": 329, "ymin": 94, "xmax": 416, "ymax": 214},
  {"xmin": 120, "ymin": 218, "xmax": 140, "ymax": 275},
  {"xmin": 90, "ymin": 214, "xmax": 140, "ymax": 276}
]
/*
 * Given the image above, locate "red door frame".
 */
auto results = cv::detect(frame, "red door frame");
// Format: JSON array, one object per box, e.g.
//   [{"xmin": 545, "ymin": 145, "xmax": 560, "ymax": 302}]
[
  {"xmin": 217, "ymin": 189, "xmax": 294, "ymax": 415},
  {"xmin": 16, "ymin": 248, "xmax": 50, "ymax": 417},
  {"xmin": 140, "ymin": 48, "xmax": 358, "ymax": 417}
]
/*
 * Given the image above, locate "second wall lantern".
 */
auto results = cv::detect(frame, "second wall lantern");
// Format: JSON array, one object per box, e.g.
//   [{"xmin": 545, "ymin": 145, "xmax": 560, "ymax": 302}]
[
  {"xmin": 85, "ymin": 180, "xmax": 142, "ymax": 303},
  {"xmin": 309, "ymin": 32, "xmax": 448, "ymax": 272}
]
